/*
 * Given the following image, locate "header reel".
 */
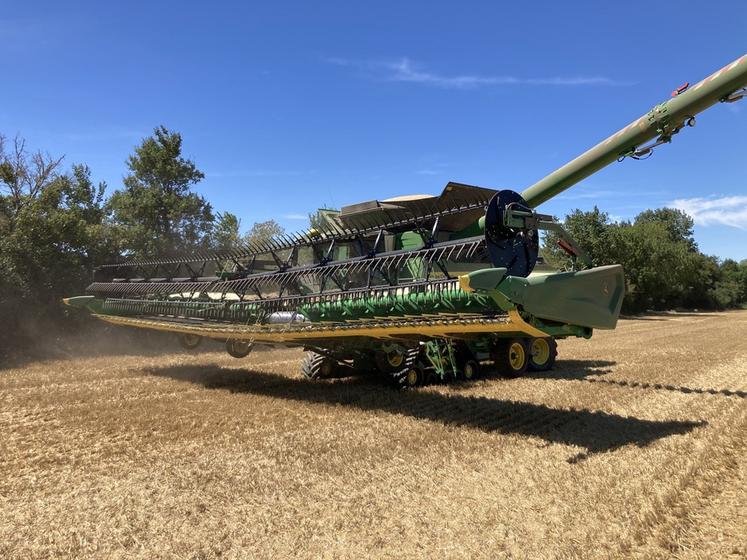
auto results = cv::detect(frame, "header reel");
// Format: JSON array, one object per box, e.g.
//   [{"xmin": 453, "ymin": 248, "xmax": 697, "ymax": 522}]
[
  {"xmin": 484, "ymin": 190, "xmax": 540, "ymax": 277},
  {"xmin": 484, "ymin": 189, "xmax": 592, "ymax": 277}
]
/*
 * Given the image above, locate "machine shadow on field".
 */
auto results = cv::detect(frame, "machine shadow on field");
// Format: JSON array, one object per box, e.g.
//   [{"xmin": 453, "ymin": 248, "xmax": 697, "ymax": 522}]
[
  {"xmin": 150, "ymin": 363, "xmax": 705, "ymax": 462},
  {"xmin": 585, "ymin": 377, "xmax": 745, "ymax": 399},
  {"xmin": 525, "ymin": 359, "xmax": 617, "ymax": 380},
  {"xmin": 527, "ymin": 360, "xmax": 747, "ymax": 399}
]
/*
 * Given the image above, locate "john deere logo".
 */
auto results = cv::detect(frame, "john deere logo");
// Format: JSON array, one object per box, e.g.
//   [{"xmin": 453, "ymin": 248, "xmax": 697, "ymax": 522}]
[{"xmin": 603, "ymin": 282, "xmax": 609, "ymax": 295}]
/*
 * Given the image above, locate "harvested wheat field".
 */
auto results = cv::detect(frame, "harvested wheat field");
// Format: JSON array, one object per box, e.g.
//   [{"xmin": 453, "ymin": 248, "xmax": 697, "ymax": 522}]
[{"xmin": 1, "ymin": 311, "xmax": 746, "ymax": 559}]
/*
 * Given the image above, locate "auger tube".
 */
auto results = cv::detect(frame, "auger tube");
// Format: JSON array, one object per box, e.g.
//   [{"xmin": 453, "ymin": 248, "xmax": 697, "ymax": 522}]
[{"xmin": 520, "ymin": 53, "xmax": 747, "ymax": 208}]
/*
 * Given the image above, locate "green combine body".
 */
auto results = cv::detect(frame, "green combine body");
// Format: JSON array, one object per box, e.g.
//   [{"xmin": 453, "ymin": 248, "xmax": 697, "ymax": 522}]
[{"xmin": 66, "ymin": 54, "xmax": 747, "ymax": 387}]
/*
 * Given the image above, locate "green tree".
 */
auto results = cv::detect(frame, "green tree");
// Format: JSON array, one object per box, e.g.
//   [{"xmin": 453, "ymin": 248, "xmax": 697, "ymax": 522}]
[
  {"xmin": 634, "ymin": 208, "xmax": 697, "ymax": 249},
  {"xmin": 107, "ymin": 126, "xmax": 213, "ymax": 259},
  {"xmin": 541, "ymin": 206, "xmax": 615, "ymax": 269},
  {"xmin": 740, "ymin": 260, "xmax": 747, "ymax": 303},
  {"xmin": 0, "ymin": 135, "xmax": 112, "ymax": 351},
  {"xmin": 211, "ymin": 212, "xmax": 244, "ymax": 252},
  {"xmin": 610, "ymin": 220, "xmax": 695, "ymax": 312},
  {"xmin": 4, "ymin": 165, "xmax": 110, "ymax": 301},
  {"xmin": 246, "ymin": 219, "xmax": 284, "ymax": 246},
  {"xmin": 0, "ymin": 134, "xmax": 64, "ymax": 225},
  {"xmin": 706, "ymin": 258, "xmax": 745, "ymax": 309}
]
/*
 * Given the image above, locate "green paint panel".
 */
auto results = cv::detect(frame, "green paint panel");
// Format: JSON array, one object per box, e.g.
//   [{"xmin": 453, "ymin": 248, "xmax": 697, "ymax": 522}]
[{"xmin": 498, "ymin": 266, "xmax": 624, "ymax": 329}]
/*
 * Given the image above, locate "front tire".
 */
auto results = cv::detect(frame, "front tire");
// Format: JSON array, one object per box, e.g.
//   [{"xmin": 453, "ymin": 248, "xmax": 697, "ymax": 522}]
[
  {"xmin": 301, "ymin": 351, "xmax": 337, "ymax": 380},
  {"xmin": 528, "ymin": 337, "xmax": 557, "ymax": 371}
]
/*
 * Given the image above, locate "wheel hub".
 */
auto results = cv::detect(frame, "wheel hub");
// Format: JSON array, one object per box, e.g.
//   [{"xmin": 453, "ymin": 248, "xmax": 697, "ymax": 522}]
[
  {"xmin": 531, "ymin": 338, "xmax": 550, "ymax": 365},
  {"xmin": 387, "ymin": 352, "xmax": 404, "ymax": 367},
  {"xmin": 509, "ymin": 342, "xmax": 525, "ymax": 370}
]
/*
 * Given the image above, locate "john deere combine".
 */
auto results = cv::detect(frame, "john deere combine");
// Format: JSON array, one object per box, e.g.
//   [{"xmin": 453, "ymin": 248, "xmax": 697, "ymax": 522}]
[{"xmin": 66, "ymin": 54, "xmax": 747, "ymax": 387}]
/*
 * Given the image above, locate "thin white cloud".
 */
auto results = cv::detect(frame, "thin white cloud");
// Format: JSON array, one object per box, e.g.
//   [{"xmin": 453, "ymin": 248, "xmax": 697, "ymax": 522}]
[
  {"xmin": 282, "ymin": 213, "xmax": 308, "ymax": 220},
  {"xmin": 670, "ymin": 195, "xmax": 747, "ymax": 230},
  {"xmin": 326, "ymin": 57, "xmax": 633, "ymax": 90}
]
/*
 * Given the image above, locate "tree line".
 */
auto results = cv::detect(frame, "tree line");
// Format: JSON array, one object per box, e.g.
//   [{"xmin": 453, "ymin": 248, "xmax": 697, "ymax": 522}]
[{"xmin": 1, "ymin": 126, "xmax": 745, "ymax": 352}]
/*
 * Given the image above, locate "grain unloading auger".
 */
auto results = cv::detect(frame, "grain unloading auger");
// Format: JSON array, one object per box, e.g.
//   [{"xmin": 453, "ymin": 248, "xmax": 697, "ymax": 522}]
[{"xmin": 66, "ymin": 54, "xmax": 747, "ymax": 387}]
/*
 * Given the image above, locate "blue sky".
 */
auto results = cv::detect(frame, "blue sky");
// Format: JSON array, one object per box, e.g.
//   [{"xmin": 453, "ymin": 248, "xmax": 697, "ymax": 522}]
[{"xmin": 2, "ymin": 1, "xmax": 746, "ymax": 259}]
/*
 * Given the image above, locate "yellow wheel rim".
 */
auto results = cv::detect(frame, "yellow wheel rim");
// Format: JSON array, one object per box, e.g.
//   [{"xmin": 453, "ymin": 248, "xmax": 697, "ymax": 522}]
[
  {"xmin": 464, "ymin": 363, "xmax": 475, "ymax": 379},
  {"xmin": 509, "ymin": 342, "xmax": 526, "ymax": 370},
  {"xmin": 531, "ymin": 338, "xmax": 550, "ymax": 365},
  {"xmin": 387, "ymin": 352, "xmax": 404, "ymax": 367},
  {"xmin": 406, "ymin": 369, "xmax": 419, "ymax": 386}
]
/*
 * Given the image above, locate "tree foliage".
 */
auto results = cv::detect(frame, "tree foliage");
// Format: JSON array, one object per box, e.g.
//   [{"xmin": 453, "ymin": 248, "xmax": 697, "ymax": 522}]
[
  {"xmin": 211, "ymin": 214, "xmax": 285, "ymax": 253},
  {"xmin": 211, "ymin": 212, "xmax": 244, "ymax": 252},
  {"xmin": 542, "ymin": 206, "xmax": 615, "ymax": 268},
  {"xmin": 634, "ymin": 208, "xmax": 696, "ymax": 249},
  {"xmin": 0, "ymin": 137, "xmax": 112, "ymax": 350},
  {"xmin": 543, "ymin": 206, "xmax": 747, "ymax": 313},
  {"xmin": 246, "ymin": 219, "xmax": 284, "ymax": 246},
  {"xmin": 107, "ymin": 126, "xmax": 213, "ymax": 259}
]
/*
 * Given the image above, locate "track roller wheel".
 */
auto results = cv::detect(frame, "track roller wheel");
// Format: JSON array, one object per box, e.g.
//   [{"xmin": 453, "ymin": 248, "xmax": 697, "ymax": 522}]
[
  {"xmin": 178, "ymin": 333, "xmax": 202, "ymax": 350},
  {"xmin": 462, "ymin": 359, "xmax": 480, "ymax": 381},
  {"xmin": 494, "ymin": 338, "xmax": 529, "ymax": 378},
  {"xmin": 455, "ymin": 343, "xmax": 479, "ymax": 381},
  {"xmin": 388, "ymin": 348, "xmax": 424, "ymax": 389},
  {"xmin": 226, "ymin": 339, "xmax": 253, "ymax": 359},
  {"xmin": 301, "ymin": 351, "xmax": 337, "ymax": 380},
  {"xmin": 375, "ymin": 348, "xmax": 405, "ymax": 372},
  {"xmin": 528, "ymin": 337, "xmax": 557, "ymax": 372}
]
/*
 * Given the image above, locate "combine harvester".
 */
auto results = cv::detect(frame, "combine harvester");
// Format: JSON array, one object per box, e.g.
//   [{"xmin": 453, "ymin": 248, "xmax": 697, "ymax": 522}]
[{"xmin": 66, "ymin": 54, "xmax": 747, "ymax": 387}]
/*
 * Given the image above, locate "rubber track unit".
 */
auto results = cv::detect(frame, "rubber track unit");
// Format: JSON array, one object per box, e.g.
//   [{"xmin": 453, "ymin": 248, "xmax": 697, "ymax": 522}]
[{"xmin": 388, "ymin": 347, "xmax": 423, "ymax": 389}]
